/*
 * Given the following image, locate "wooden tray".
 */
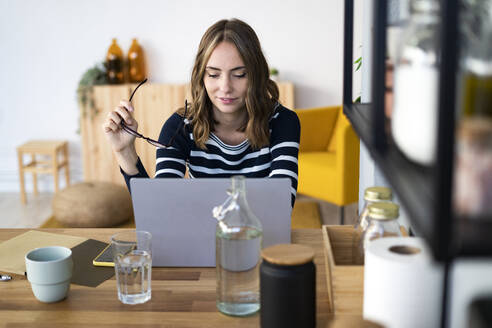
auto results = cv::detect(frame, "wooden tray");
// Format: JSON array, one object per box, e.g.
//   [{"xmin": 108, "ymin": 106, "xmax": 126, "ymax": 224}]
[
  {"xmin": 322, "ymin": 225, "xmax": 409, "ymax": 314},
  {"xmin": 322, "ymin": 225, "xmax": 363, "ymax": 314}
]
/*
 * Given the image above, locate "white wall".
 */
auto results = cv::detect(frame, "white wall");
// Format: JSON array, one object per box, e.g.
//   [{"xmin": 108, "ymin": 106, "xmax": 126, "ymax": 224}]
[{"xmin": 0, "ymin": 0, "xmax": 346, "ymax": 191}]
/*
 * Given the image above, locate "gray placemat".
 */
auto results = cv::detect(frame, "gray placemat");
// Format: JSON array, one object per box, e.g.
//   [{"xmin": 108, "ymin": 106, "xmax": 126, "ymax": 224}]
[{"xmin": 71, "ymin": 239, "xmax": 114, "ymax": 287}]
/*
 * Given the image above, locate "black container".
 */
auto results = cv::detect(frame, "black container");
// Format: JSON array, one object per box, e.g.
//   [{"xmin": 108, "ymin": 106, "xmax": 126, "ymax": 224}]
[
  {"xmin": 260, "ymin": 244, "xmax": 316, "ymax": 328},
  {"xmin": 469, "ymin": 297, "xmax": 492, "ymax": 328}
]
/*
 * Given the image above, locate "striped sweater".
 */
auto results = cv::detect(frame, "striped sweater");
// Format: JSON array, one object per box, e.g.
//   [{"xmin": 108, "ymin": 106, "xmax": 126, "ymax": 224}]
[{"xmin": 122, "ymin": 104, "xmax": 300, "ymax": 205}]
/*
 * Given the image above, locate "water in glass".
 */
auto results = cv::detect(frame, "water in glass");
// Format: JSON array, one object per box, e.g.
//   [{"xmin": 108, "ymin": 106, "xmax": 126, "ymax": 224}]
[{"xmin": 115, "ymin": 249, "xmax": 152, "ymax": 304}]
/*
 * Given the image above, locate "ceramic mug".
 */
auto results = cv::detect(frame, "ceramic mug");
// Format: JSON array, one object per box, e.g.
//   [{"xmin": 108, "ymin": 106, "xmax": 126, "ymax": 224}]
[{"xmin": 25, "ymin": 246, "xmax": 73, "ymax": 303}]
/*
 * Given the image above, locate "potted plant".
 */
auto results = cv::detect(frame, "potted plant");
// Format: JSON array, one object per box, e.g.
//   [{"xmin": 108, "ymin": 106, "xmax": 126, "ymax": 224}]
[
  {"xmin": 76, "ymin": 63, "xmax": 108, "ymax": 133},
  {"xmin": 270, "ymin": 67, "xmax": 279, "ymax": 82},
  {"xmin": 77, "ymin": 63, "xmax": 108, "ymax": 117}
]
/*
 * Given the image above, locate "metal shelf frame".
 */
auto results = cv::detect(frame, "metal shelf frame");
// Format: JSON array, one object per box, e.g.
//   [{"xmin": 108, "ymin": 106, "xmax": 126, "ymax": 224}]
[
  {"xmin": 342, "ymin": 1, "xmax": 491, "ymax": 326},
  {"xmin": 342, "ymin": 0, "xmax": 492, "ymax": 260}
]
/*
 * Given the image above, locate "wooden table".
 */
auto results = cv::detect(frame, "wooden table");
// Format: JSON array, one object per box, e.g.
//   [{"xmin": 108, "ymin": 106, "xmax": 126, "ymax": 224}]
[{"xmin": 0, "ymin": 228, "xmax": 378, "ymax": 327}]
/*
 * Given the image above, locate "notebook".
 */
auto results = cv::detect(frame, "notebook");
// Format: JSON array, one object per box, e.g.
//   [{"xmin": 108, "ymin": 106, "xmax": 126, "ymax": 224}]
[{"xmin": 130, "ymin": 178, "xmax": 292, "ymax": 267}]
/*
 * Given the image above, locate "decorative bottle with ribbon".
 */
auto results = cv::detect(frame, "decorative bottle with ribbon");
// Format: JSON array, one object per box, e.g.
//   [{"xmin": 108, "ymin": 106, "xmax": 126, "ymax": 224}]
[{"xmin": 213, "ymin": 175, "xmax": 263, "ymax": 316}]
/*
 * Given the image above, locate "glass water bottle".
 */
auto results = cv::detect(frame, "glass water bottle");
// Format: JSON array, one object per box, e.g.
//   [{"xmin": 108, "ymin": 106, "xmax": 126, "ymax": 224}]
[
  {"xmin": 213, "ymin": 176, "xmax": 263, "ymax": 316},
  {"xmin": 357, "ymin": 202, "xmax": 402, "ymax": 265}
]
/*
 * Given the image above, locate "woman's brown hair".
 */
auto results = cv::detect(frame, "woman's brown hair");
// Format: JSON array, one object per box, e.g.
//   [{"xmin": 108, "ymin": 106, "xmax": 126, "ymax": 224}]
[{"xmin": 187, "ymin": 18, "xmax": 279, "ymax": 150}]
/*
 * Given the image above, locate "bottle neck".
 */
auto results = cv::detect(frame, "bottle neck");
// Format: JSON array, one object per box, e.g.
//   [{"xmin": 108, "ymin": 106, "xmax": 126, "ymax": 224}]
[{"xmin": 231, "ymin": 176, "xmax": 246, "ymax": 196}]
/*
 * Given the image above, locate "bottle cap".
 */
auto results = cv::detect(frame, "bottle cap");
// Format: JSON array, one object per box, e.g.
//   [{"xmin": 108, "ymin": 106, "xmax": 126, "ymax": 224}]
[
  {"xmin": 368, "ymin": 202, "xmax": 400, "ymax": 220},
  {"xmin": 261, "ymin": 244, "xmax": 314, "ymax": 266},
  {"xmin": 364, "ymin": 186, "xmax": 392, "ymax": 202}
]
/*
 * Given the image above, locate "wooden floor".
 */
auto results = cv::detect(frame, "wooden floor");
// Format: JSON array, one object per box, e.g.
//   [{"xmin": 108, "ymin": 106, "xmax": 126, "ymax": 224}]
[{"xmin": 0, "ymin": 192, "xmax": 358, "ymax": 229}]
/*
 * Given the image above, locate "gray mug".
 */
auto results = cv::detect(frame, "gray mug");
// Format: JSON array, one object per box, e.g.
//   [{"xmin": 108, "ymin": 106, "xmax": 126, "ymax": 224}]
[{"xmin": 25, "ymin": 246, "xmax": 73, "ymax": 303}]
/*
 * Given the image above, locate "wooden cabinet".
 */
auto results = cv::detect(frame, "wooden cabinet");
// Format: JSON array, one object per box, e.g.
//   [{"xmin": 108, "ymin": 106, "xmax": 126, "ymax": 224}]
[{"xmin": 80, "ymin": 82, "xmax": 295, "ymax": 185}]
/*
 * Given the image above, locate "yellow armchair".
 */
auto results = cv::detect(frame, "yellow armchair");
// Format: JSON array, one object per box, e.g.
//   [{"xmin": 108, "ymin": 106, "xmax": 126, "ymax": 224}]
[{"xmin": 294, "ymin": 106, "xmax": 360, "ymax": 223}]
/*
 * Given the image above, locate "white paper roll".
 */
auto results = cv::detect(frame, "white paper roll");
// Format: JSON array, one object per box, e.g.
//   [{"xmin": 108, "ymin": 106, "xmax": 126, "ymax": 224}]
[{"xmin": 363, "ymin": 237, "xmax": 444, "ymax": 328}]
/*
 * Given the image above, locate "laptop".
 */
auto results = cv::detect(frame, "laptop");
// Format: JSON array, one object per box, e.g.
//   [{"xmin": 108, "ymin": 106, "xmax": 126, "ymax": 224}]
[{"xmin": 130, "ymin": 178, "xmax": 292, "ymax": 267}]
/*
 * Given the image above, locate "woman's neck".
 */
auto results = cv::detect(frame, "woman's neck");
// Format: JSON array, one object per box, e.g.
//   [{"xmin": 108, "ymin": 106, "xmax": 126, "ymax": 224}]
[
  {"xmin": 212, "ymin": 107, "xmax": 248, "ymax": 145},
  {"xmin": 213, "ymin": 107, "xmax": 247, "ymax": 132}
]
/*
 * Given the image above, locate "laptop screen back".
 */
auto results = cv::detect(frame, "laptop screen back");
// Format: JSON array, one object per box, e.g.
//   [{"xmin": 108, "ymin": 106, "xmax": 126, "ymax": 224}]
[{"xmin": 130, "ymin": 178, "xmax": 292, "ymax": 267}]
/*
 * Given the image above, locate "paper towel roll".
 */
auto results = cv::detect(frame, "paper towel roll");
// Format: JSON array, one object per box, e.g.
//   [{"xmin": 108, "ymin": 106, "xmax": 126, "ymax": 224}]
[{"xmin": 363, "ymin": 237, "xmax": 444, "ymax": 328}]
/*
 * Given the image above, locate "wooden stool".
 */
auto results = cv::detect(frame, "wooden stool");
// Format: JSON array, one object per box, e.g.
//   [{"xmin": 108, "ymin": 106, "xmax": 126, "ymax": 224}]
[{"xmin": 17, "ymin": 140, "xmax": 70, "ymax": 204}]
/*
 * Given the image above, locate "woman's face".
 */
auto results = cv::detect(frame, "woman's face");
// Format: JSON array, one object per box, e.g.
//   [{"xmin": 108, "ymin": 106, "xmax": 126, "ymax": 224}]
[{"xmin": 203, "ymin": 41, "xmax": 248, "ymax": 118}]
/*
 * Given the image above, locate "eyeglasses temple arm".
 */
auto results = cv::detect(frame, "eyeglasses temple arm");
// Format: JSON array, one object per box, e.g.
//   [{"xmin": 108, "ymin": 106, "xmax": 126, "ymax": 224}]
[
  {"xmin": 120, "ymin": 78, "xmax": 148, "ymax": 129},
  {"xmin": 129, "ymin": 78, "xmax": 148, "ymax": 102}
]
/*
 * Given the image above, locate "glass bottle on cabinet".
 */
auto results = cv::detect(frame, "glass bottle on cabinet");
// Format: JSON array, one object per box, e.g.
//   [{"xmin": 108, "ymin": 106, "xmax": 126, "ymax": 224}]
[
  {"xmin": 106, "ymin": 38, "xmax": 124, "ymax": 84},
  {"xmin": 128, "ymin": 38, "xmax": 146, "ymax": 83}
]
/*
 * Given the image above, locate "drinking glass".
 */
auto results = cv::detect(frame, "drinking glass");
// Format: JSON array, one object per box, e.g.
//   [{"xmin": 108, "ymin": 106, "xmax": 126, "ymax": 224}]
[{"xmin": 111, "ymin": 230, "xmax": 152, "ymax": 304}]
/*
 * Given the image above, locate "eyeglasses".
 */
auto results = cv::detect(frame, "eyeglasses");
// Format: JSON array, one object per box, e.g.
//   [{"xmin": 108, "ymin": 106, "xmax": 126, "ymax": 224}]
[{"xmin": 120, "ymin": 79, "xmax": 188, "ymax": 148}]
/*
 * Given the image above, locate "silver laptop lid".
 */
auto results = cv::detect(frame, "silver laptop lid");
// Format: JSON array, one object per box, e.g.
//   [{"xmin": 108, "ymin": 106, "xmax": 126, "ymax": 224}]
[{"xmin": 130, "ymin": 178, "xmax": 292, "ymax": 267}]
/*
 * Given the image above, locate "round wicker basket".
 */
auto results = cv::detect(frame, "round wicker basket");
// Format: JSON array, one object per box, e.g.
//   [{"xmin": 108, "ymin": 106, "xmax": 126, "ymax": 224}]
[{"xmin": 52, "ymin": 182, "xmax": 133, "ymax": 228}]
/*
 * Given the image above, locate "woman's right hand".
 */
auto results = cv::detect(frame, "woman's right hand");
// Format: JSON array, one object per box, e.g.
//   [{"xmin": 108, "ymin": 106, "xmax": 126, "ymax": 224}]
[{"xmin": 102, "ymin": 100, "xmax": 139, "ymax": 153}]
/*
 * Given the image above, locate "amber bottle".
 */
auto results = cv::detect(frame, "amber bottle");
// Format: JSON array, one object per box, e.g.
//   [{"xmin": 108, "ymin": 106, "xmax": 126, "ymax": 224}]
[
  {"xmin": 128, "ymin": 38, "xmax": 146, "ymax": 83},
  {"xmin": 106, "ymin": 38, "xmax": 124, "ymax": 84}
]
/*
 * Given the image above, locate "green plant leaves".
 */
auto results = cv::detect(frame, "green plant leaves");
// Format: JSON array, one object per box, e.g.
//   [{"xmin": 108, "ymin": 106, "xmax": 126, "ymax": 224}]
[
  {"xmin": 354, "ymin": 57, "xmax": 362, "ymax": 72},
  {"xmin": 76, "ymin": 63, "xmax": 108, "ymax": 134}
]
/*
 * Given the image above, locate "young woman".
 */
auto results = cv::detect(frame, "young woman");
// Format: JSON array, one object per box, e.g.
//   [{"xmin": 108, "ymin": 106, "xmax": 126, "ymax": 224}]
[{"xmin": 103, "ymin": 18, "xmax": 300, "ymax": 205}]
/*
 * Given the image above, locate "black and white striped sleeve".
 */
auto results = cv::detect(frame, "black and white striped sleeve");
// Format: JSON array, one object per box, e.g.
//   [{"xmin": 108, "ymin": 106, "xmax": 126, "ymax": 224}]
[
  {"xmin": 121, "ymin": 156, "xmax": 149, "ymax": 193},
  {"xmin": 268, "ymin": 106, "xmax": 300, "ymax": 206},
  {"xmin": 154, "ymin": 113, "xmax": 189, "ymax": 178},
  {"xmin": 120, "ymin": 113, "xmax": 190, "ymax": 192}
]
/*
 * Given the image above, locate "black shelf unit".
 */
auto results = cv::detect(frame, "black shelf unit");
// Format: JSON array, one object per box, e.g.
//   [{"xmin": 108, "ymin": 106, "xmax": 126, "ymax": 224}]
[
  {"xmin": 344, "ymin": 103, "xmax": 435, "ymax": 245},
  {"xmin": 342, "ymin": 0, "xmax": 492, "ymax": 262},
  {"xmin": 342, "ymin": 0, "xmax": 492, "ymax": 326}
]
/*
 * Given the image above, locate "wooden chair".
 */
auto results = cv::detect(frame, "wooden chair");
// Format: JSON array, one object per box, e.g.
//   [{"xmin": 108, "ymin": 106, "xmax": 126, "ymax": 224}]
[{"xmin": 17, "ymin": 140, "xmax": 70, "ymax": 204}]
